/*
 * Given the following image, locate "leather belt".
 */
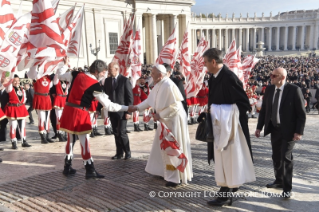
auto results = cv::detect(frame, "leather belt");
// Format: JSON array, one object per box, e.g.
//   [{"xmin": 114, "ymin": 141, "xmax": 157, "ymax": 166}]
[
  {"xmin": 66, "ymin": 102, "xmax": 88, "ymax": 111},
  {"xmin": 57, "ymin": 94, "xmax": 67, "ymax": 97},
  {"xmin": 35, "ymin": 92, "xmax": 50, "ymax": 96},
  {"xmin": 7, "ymin": 103, "xmax": 24, "ymax": 107}
]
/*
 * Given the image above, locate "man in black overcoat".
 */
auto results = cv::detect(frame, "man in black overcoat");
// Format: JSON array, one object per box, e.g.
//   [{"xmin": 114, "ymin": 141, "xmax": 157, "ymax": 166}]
[
  {"xmin": 102, "ymin": 62, "xmax": 133, "ymax": 160},
  {"xmin": 204, "ymin": 48, "xmax": 253, "ymax": 206}
]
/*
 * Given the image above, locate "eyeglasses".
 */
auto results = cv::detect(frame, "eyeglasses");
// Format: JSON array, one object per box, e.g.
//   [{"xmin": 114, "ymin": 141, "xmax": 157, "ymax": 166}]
[{"xmin": 270, "ymin": 74, "xmax": 281, "ymax": 79}]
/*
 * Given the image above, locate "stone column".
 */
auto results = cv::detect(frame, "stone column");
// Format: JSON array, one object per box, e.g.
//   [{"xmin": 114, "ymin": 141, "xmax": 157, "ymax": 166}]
[
  {"xmin": 261, "ymin": 27, "xmax": 264, "ymax": 42},
  {"xmin": 218, "ymin": 28, "xmax": 222, "ymax": 50},
  {"xmin": 239, "ymin": 28, "xmax": 243, "ymax": 47},
  {"xmin": 276, "ymin": 27, "xmax": 280, "ymax": 51},
  {"xmin": 225, "ymin": 29, "xmax": 229, "ymax": 50},
  {"xmin": 212, "ymin": 28, "xmax": 216, "ymax": 48},
  {"xmin": 314, "ymin": 23, "xmax": 319, "ymax": 49},
  {"xmin": 309, "ymin": 25, "xmax": 314, "ymax": 49},
  {"xmin": 232, "ymin": 28, "xmax": 235, "ymax": 40},
  {"xmin": 246, "ymin": 28, "xmax": 249, "ymax": 52},
  {"xmin": 207, "ymin": 29, "xmax": 211, "ymax": 48},
  {"xmin": 284, "ymin": 26, "xmax": 288, "ymax": 50},
  {"xmin": 151, "ymin": 14, "xmax": 158, "ymax": 63},
  {"xmin": 253, "ymin": 28, "xmax": 257, "ymax": 50},
  {"xmin": 268, "ymin": 27, "xmax": 272, "ymax": 51},
  {"xmin": 300, "ymin": 25, "xmax": 305, "ymax": 50},
  {"xmin": 193, "ymin": 29, "xmax": 196, "ymax": 52},
  {"xmin": 292, "ymin": 26, "xmax": 296, "ymax": 50}
]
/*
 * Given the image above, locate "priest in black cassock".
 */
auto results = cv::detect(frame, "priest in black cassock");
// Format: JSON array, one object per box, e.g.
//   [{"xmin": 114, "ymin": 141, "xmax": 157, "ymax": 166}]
[{"xmin": 204, "ymin": 48, "xmax": 255, "ymax": 207}]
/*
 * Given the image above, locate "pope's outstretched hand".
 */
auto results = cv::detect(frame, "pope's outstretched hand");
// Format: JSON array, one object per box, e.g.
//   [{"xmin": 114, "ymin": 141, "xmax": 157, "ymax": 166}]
[{"xmin": 128, "ymin": 105, "xmax": 137, "ymax": 113}]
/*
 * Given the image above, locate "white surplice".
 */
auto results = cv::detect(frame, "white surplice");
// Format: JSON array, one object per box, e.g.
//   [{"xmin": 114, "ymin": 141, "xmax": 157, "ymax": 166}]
[
  {"xmin": 210, "ymin": 104, "xmax": 256, "ymax": 188},
  {"xmin": 137, "ymin": 77, "xmax": 193, "ymax": 184}
]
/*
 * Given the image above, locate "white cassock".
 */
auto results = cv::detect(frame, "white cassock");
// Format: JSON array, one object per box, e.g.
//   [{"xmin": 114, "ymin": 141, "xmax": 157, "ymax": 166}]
[
  {"xmin": 137, "ymin": 77, "xmax": 193, "ymax": 184},
  {"xmin": 210, "ymin": 104, "xmax": 256, "ymax": 188}
]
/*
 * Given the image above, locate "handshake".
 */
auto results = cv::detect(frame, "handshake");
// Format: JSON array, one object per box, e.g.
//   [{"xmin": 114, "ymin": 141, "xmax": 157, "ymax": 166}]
[{"xmin": 128, "ymin": 105, "xmax": 138, "ymax": 113}]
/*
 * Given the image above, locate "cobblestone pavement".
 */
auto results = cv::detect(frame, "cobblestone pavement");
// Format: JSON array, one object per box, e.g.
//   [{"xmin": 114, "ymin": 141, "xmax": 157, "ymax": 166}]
[{"xmin": 0, "ymin": 110, "xmax": 318, "ymax": 212}]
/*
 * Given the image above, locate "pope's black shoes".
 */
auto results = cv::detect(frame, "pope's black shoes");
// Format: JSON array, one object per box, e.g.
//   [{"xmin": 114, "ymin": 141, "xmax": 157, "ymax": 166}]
[{"xmin": 85, "ymin": 162, "xmax": 104, "ymax": 179}]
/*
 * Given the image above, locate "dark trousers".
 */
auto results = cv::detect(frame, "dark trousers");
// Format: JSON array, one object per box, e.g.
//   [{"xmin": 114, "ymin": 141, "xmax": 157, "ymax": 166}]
[
  {"xmin": 270, "ymin": 124, "xmax": 295, "ymax": 192},
  {"xmin": 28, "ymin": 107, "xmax": 34, "ymax": 122},
  {"xmin": 50, "ymin": 108, "xmax": 57, "ymax": 135},
  {"xmin": 0, "ymin": 119, "xmax": 8, "ymax": 141},
  {"xmin": 109, "ymin": 113, "xmax": 130, "ymax": 156}
]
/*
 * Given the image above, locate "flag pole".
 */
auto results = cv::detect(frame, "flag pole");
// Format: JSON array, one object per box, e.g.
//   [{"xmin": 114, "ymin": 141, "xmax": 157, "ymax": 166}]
[{"xmin": 77, "ymin": 4, "xmax": 85, "ymax": 68}]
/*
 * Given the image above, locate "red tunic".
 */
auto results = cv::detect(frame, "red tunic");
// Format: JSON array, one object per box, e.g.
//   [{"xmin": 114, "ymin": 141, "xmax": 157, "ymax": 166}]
[
  {"xmin": 5, "ymin": 87, "xmax": 29, "ymax": 120},
  {"xmin": 60, "ymin": 72, "xmax": 101, "ymax": 135},
  {"xmin": 33, "ymin": 75, "xmax": 52, "ymax": 110},
  {"xmin": 0, "ymin": 108, "xmax": 6, "ymax": 121},
  {"xmin": 53, "ymin": 80, "xmax": 68, "ymax": 109},
  {"xmin": 197, "ymin": 86, "xmax": 208, "ymax": 106},
  {"xmin": 133, "ymin": 84, "xmax": 147, "ymax": 105},
  {"xmin": 189, "ymin": 97, "xmax": 198, "ymax": 105}
]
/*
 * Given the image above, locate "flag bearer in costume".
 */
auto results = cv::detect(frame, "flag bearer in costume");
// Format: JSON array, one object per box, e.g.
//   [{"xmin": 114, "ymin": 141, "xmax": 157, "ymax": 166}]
[
  {"xmin": 139, "ymin": 75, "xmax": 154, "ymax": 130},
  {"xmin": 246, "ymin": 85, "xmax": 258, "ymax": 118},
  {"xmin": 57, "ymin": 60, "xmax": 129, "ymax": 179},
  {"xmin": 28, "ymin": 66, "xmax": 55, "ymax": 144},
  {"xmin": 89, "ymin": 98, "xmax": 102, "ymax": 137},
  {"xmin": 4, "ymin": 75, "xmax": 31, "ymax": 149},
  {"xmin": 53, "ymin": 61, "xmax": 69, "ymax": 142},
  {"xmin": 197, "ymin": 81, "xmax": 209, "ymax": 116},
  {"xmin": 132, "ymin": 78, "xmax": 147, "ymax": 132}
]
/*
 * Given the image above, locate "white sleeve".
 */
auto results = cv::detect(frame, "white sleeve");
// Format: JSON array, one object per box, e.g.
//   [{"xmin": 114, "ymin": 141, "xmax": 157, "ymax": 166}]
[
  {"xmin": 5, "ymin": 82, "xmax": 13, "ymax": 93},
  {"xmin": 23, "ymin": 90, "xmax": 27, "ymax": 103},
  {"xmin": 58, "ymin": 71, "xmax": 73, "ymax": 83},
  {"xmin": 136, "ymin": 100, "xmax": 150, "ymax": 112},
  {"xmin": 27, "ymin": 66, "xmax": 38, "ymax": 80},
  {"xmin": 93, "ymin": 91, "xmax": 128, "ymax": 112}
]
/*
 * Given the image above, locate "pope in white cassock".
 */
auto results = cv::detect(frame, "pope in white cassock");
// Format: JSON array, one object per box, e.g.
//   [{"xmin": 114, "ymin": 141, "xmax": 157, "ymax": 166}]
[{"xmin": 130, "ymin": 64, "xmax": 193, "ymax": 187}]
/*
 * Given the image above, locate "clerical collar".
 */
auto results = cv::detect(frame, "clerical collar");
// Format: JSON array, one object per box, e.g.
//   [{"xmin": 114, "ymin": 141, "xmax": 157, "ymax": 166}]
[{"xmin": 213, "ymin": 66, "xmax": 223, "ymax": 78}]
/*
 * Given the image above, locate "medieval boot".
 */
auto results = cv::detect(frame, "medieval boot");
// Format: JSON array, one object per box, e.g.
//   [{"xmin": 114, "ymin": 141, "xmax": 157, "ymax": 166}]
[
  {"xmin": 11, "ymin": 140, "xmax": 18, "ymax": 149},
  {"xmin": 134, "ymin": 124, "xmax": 139, "ymax": 132},
  {"xmin": 94, "ymin": 127, "xmax": 102, "ymax": 136},
  {"xmin": 85, "ymin": 162, "xmax": 105, "ymax": 179},
  {"xmin": 144, "ymin": 123, "xmax": 149, "ymax": 131},
  {"xmin": 22, "ymin": 138, "xmax": 31, "ymax": 147},
  {"xmin": 154, "ymin": 122, "xmax": 157, "ymax": 129},
  {"xmin": 63, "ymin": 158, "xmax": 76, "ymax": 176},
  {"xmin": 90, "ymin": 130, "xmax": 95, "ymax": 138},
  {"xmin": 57, "ymin": 132, "xmax": 66, "ymax": 142},
  {"xmin": 46, "ymin": 133, "xmax": 55, "ymax": 143},
  {"xmin": 40, "ymin": 133, "xmax": 48, "ymax": 144},
  {"xmin": 137, "ymin": 124, "xmax": 143, "ymax": 131},
  {"xmin": 146, "ymin": 124, "xmax": 153, "ymax": 131},
  {"xmin": 104, "ymin": 127, "xmax": 112, "ymax": 135}
]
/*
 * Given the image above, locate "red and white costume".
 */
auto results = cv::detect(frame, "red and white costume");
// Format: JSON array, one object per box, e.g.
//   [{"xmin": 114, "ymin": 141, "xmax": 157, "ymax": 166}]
[
  {"xmin": 28, "ymin": 67, "xmax": 53, "ymax": 135},
  {"xmin": 132, "ymin": 84, "xmax": 147, "ymax": 124},
  {"xmin": 89, "ymin": 99, "xmax": 99, "ymax": 129},
  {"xmin": 0, "ymin": 108, "xmax": 5, "ymax": 121},
  {"xmin": 196, "ymin": 83, "xmax": 208, "ymax": 116},
  {"xmin": 140, "ymin": 82, "xmax": 153, "ymax": 124},
  {"xmin": 246, "ymin": 87, "xmax": 258, "ymax": 116},
  {"xmin": 53, "ymin": 65, "xmax": 69, "ymax": 134},
  {"xmin": 4, "ymin": 83, "xmax": 28, "ymax": 143},
  {"xmin": 57, "ymin": 70, "xmax": 128, "ymax": 164}
]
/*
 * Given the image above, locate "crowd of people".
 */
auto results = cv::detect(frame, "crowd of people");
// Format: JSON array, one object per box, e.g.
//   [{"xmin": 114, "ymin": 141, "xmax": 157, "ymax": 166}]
[{"xmin": 0, "ymin": 51, "xmax": 315, "ymax": 206}]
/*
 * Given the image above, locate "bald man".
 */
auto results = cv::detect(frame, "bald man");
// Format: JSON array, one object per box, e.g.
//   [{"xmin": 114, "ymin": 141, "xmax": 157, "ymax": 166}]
[{"xmin": 255, "ymin": 67, "xmax": 306, "ymax": 198}]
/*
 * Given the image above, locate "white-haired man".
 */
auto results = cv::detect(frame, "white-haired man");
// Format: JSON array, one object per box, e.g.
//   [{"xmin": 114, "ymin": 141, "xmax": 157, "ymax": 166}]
[{"xmin": 130, "ymin": 64, "xmax": 193, "ymax": 187}]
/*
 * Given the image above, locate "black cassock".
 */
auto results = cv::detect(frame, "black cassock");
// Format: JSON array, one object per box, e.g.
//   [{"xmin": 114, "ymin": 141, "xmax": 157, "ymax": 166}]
[{"xmin": 207, "ymin": 65, "xmax": 253, "ymax": 164}]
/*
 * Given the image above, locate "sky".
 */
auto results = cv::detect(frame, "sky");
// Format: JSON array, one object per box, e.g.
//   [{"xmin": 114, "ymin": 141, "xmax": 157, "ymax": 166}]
[{"xmin": 191, "ymin": 0, "xmax": 319, "ymax": 17}]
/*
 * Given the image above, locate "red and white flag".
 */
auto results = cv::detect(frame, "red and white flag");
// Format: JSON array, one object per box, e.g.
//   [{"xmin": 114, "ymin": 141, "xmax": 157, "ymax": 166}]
[
  {"xmin": 113, "ymin": 13, "xmax": 134, "ymax": 77},
  {"xmin": 155, "ymin": 24, "xmax": 177, "ymax": 69},
  {"xmin": 223, "ymin": 39, "xmax": 240, "ymax": 76},
  {"xmin": 57, "ymin": 4, "xmax": 76, "ymax": 33},
  {"xmin": 37, "ymin": 57, "xmax": 64, "ymax": 78},
  {"xmin": 51, "ymin": 0, "xmax": 60, "ymax": 14},
  {"xmin": 185, "ymin": 36, "xmax": 208, "ymax": 98},
  {"xmin": 129, "ymin": 24, "xmax": 142, "ymax": 88},
  {"xmin": 177, "ymin": 25, "xmax": 191, "ymax": 81},
  {"xmin": 27, "ymin": 0, "xmax": 66, "ymax": 59},
  {"xmin": 242, "ymin": 55, "xmax": 259, "ymax": 89},
  {"xmin": 0, "ymin": 12, "xmax": 31, "ymax": 73},
  {"xmin": 0, "ymin": 0, "xmax": 16, "ymax": 46},
  {"xmin": 236, "ymin": 45, "xmax": 245, "ymax": 86},
  {"xmin": 159, "ymin": 122, "xmax": 188, "ymax": 173},
  {"xmin": 65, "ymin": 5, "xmax": 84, "ymax": 57}
]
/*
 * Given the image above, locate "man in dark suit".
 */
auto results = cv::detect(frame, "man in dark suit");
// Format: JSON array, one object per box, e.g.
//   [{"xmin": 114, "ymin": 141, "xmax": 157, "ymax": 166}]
[
  {"xmin": 24, "ymin": 81, "xmax": 35, "ymax": 124},
  {"xmin": 163, "ymin": 63, "xmax": 188, "ymax": 114},
  {"xmin": 255, "ymin": 67, "xmax": 306, "ymax": 198},
  {"xmin": 204, "ymin": 48, "xmax": 253, "ymax": 207},
  {"xmin": 103, "ymin": 62, "xmax": 133, "ymax": 160}
]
